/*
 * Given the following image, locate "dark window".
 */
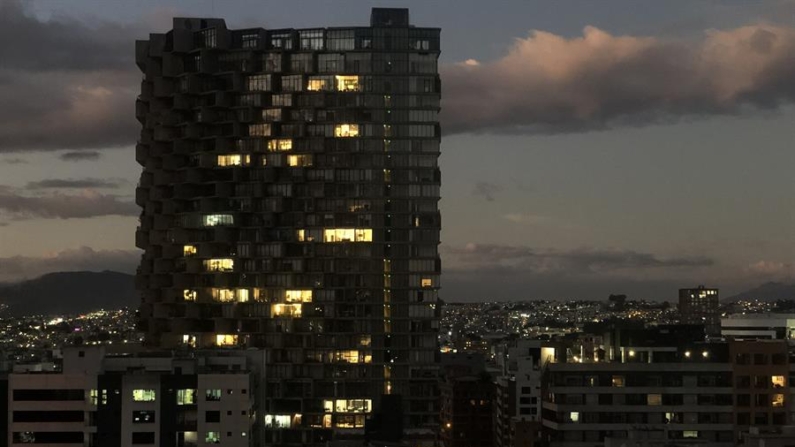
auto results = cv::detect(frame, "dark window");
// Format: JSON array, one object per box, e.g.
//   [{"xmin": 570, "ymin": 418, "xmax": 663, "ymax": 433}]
[
  {"xmin": 132, "ymin": 432, "xmax": 155, "ymax": 444},
  {"xmin": 772, "ymin": 353, "xmax": 786, "ymax": 365},
  {"xmin": 13, "ymin": 389, "xmax": 84, "ymax": 401},
  {"xmin": 206, "ymin": 411, "xmax": 221, "ymax": 423},
  {"xmin": 13, "ymin": 411, "xmax": 84, "ymax": 422},
  {"xmin": 754, "ymin": 354, "xmax": 768, "ymax": 365},
  {"xmin": 133, "ymin": 411, "xmax": 155, "ymax": 424},
  {"xmin": 737, "ymin": 394, "xmax": 750, "ymax": 406},
  {"xmin": 13, "ymin": 432, "xmax": 84, "ymax": 443}
]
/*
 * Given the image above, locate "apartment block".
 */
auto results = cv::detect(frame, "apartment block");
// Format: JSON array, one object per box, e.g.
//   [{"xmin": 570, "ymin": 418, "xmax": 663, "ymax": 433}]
[{"xmin": 134, "ymin": 7, "xmax": 441, "ymax": 445}]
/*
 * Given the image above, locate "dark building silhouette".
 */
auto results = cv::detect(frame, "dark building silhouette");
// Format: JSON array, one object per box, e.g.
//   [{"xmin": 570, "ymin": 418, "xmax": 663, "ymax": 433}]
[
  {"xmin": 134, "ymin": 7, "xmax": 441, "ymax": 445},
  {"xmin": 679, "ymin": 285, "xmax": 720, "ymax": 335},
  {"xmin": 440, "ymin": 374, "xmax": 495, "ymax": 447}
]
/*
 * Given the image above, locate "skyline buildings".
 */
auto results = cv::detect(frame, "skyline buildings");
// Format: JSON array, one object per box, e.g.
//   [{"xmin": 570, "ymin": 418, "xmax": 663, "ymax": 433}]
[{"xmin": 134, "ymin": 8, "xmax": 441, "ymax": 445}]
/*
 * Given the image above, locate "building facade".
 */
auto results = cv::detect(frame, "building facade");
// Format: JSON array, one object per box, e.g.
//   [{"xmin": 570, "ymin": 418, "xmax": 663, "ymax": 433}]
[
  {"xmin": 7, "ymin": 347, "xmax": 256, "ymax": 447},
  {"xmin": 679, "ymin": 286, "xmax": 719, "ymax": 335},
  {"xmin": 134, "ymin": 8, "xmax": 441, "ymax": 445}
]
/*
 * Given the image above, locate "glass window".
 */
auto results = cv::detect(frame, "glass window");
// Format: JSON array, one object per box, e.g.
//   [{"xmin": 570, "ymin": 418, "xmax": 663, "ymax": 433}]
[
  {"xmin": 772, "ymin": 375, "xmax": 786, "ymax": 388},
  {"xmin": 215, "ymin": 335, "xmax": 238, "ymax": 347},
  {"xmin": 287, "ymin": 155, "xmax": 312, "ymax": 167},
  {"xmin": 203, "ymin": 214, "xmax": 234, "ymax": 226},
  {"xmin": 205, "ymin": 389, "xmax": 222, "ymax": 401},
  {"xmin": 205, "ymin": 431, "xmax": 221, "ymax": 444},
  {"xmin": 204, "ymin": 259, "xmax": 234, "ymax": 272},
  {"xmin": 611, "ymin": 376, "xmax": 625, "ymax": 387},
  {"xmin": 217, "ymin": 154, "xmax": 250, "ymax": 167},
  {"xmin": 569, "ymin": 412, "xmax": 579, "ymax": 422},
  {"xmin": 132, "ymin": 390, "xmax": 156, "ymax": 402},
  {"xmin": 183, "ymin": 289, "xmax": 197, "ymax": 302},
  {"xmin": 268, "ymin": 139, "xmax": 292, "ymax": 151},
  {"xmin": 334, "ymin": 124, "xmax": 359, "ymax": 137},
  {"xmin": 246, "ymin": 74, "xmax": 271, "ymax": 92},
  {"xmin": 323, "ymin": 228, "xmax": 372, "ymax": 242},
  {"xmin": 647, "ymin": 394, "xmax": 662, "ymax": 406},
  {"xmin": 772, "ymin": 394, "xmax": 785, "ymax": 407},
  {"xmin": 177, "ymin": 389, "xmax": 196, "ymax": 405},
  {"xmin": 336, "ymin": 75, "xmax": 361, "ymax": 92},
  {"xmin": 272, "ymin": 303, "xmax": 302, "ymax": 318},
  {"xmin": 285, "ymin": 290, "xmax": 313, "ymax": 303},
  {"xmin": 183, "ymin": 245, "xmax": 197, "ymax": 256}
]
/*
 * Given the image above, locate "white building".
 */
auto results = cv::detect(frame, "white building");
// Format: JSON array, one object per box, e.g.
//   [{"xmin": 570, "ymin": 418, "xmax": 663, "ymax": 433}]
[{"xmin": 721, "ymin": 314, "xmax": 795, "ymax": 341}]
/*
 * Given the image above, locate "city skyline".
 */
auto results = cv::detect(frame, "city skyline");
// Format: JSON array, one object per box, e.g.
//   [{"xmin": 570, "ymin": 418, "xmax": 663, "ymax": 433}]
[{"xmin": 1, "ymin": 0, "xmax": 795, "ymax": 301}]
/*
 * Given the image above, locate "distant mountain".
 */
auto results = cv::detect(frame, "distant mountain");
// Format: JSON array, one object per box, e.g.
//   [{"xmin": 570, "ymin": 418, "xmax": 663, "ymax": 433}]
[
  {"xmin": 726, "ymin": 282, "xmax": 795, "ymax": 302},
  {"xmin": 0, "ymin": 271, "xmax": 137, "ymax": 317}
]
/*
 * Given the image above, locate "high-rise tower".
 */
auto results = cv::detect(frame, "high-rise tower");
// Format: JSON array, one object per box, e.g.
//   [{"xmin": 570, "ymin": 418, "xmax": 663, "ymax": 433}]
[{"xmin": 134, "ymin": 8, "xmax": 441, "ymax": 445}]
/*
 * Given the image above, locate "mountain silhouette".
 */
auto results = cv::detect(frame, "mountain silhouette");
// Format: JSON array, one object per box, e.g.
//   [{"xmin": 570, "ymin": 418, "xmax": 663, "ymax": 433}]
[{"xmin": 0, "ymin": 271, "xmax": 137, "ymax": 316}]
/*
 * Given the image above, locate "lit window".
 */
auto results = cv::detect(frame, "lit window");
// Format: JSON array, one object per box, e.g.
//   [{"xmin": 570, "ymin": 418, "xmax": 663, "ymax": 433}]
[
  {"xmin": 307, "ymin": 76, "xmax": 332, "ymax": 91},
  {"xmin": 89, "ymin": 389, "xmax": 98, "ymax": 406},
  {"xmin": 182, "ymin": 335, "xmax": 196, "ymax": 347},
  {"xmin": 236, "ymin": 289, "xmax": 249, "ymax": 303},
  {"xmin": 336, "ymin": 75, "xmax": 361, "ymax": 91},
  {"xmin": 204, "ymin": 259, "xmax": 234, "ymax": 272},
  {"xmin": 772, "ymin": 394, "xmax": 785, "ymax": 407},
  {"xmin": 205, "ymin": 389, "xmax": 221, "ymax": 401},
  {"xmin": 323, "ymin": 414, "xmax": 332, "ymax": 428},
  {"xmin": 647, "ymin": 394, "xmax": 662, "ymax": 406},
  {"xmin": 287, "ymin": 154, "xmax": 312, "ymax": 167},
  {"xmin": 296, "ymin": 229, "xmax": 306, "ymax": 241},
  {"xmin": 421, "ymin": 278, "xmax": 433, "ymax": 288},
  {"xmin": 335, "ymin": 399, "xmax": 372, "ymax": 413},
  {"xmin": 215, "ymin": 334, "xmax": 238, "ymax": 346},
  {"xmin": 264, "ymin": 415, "xmax": 293, "ymax": 428},
  {"xmin": 133, "ymin": 389, "xmax": 156, "ymax": 402},
  {"xmin": 212, "ymin": 289, "xmax": 235, "ymax": 302},
  {"xmin": 262, "ymin": 108, "xmax": 282, "ymax": 122},
  {"xmin": 335, "ymin": 350, "xmax": 371, "ymax": 364},
  {"xmin": 203, "ymin": 214, "xmax": 234, "ymax": 227},
  {"xmin": 612, "ymin": 376, "xmax": 625, "ymax": 387},
  {"xmin": 285, "ymin": 290, "xmax": 313, "ymax": 303},
  {"xmin": 205, "ymin": 431, "xmax": 221, "ymax": 444},
  {"xmin": 683, "ymin": 431, "xmax": 698, "ymax": 438},
  {"xmin": 183, "ymin": 245, "xmax": 197, "ymax": 256},
  {"xmin": 334, "ymin": 124, "xmax": 359, "ymax": 137},
  {"xmin": 267, "ymin": 139, "xmax": 292, "ymax": 151},
  {"xmin": 772, "ymin": 375, "xmax": 786, "ymax": 388},
  {"xmin": 272, "ymin": 303, "xmax": 302, "ymax": 318},
  {"xmin": 183, "ymin": 289, "xmax": 197, "ymax": 301},
  {"xmin": 177, "ymin": 389, "xmax": 196, "ymax": 405},
  {"xmin": 217, "ymin": 154, "xmax": 250, "ymax": 167},
  {"xmin": 358, "ymin": 335, "xmax": 371, "ymax": 347},
  {"xmin": 569, "ymin": 412, "xmax": 579, "ymax": 422},
  {"xmin": 323, "ymin": 228, "xmax": 372, "ymax": 242}
]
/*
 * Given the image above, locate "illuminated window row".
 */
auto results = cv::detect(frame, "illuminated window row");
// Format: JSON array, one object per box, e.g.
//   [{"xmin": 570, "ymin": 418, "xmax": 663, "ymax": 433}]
[
  {"xmin": 182, "ymin": 289, "xmax": 312, "ymax": 303},
  {"xmin": 297, "ymin": 228, "xmax": 373, "ymax": 243},
  {"xmin": 217, "ymin": 154, "xmax": 250, "ymax": 167},
  {"xmin": 323, "ymin": 399, "xmax": 372, "ymax": 414},
  {"xmin": 204, "ymin": 259, "xmax": 234, "ymax": 272},
  {"xmin": 307, "ymin": 75, "xmax": 362, "ymax": 92}
]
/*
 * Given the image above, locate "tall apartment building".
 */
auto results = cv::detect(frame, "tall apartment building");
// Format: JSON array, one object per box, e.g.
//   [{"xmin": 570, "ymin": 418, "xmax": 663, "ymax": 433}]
[
  {"xmin": 7, "ymin": 347, "xmax": 256, "ymax": 447},
  {"xmin": 679, "ymin": 286, "xmax": 719, "ymax": 335},
  {"xmin": 134, "ymin": 8, "xmax": 441, "ymax": 445}
]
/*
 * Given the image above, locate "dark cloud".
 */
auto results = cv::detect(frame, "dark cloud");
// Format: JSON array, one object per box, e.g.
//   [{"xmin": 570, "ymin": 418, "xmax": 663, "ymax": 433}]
[
  {"xmin": 60, "ymin": 151, "xmax": 102, "ymax": 162},
  {"xmin": 443, "ymin": 243, "xmax": 713, "ymax": 275},
  {"xmin": 0, "ymin": 246, "xmax": 139, "ymax": 282},
  {"xmin": 443, "ymin": 25, "xmax": 795, "ymax": 134},
  {"xmin": 27, "ymin": 178, "xmax": 123, "ymax": 189},
  {"xmin": 0, "ymin": 1, "xmax": 140, "ymax": 152},
  {"xmin": 0, "ymin": 188, "xmax": 137, "ymax": 219},
  {"xmin": 442, "ymin": 243, "xmax": 718, "ymax": 301},
  {"xmin": 1, "ymin": 158, "xmax": 28, "ymax": 164},
  {"xmin": 472, "ymin": 182, "xmax": 503, "ymax": 202}
]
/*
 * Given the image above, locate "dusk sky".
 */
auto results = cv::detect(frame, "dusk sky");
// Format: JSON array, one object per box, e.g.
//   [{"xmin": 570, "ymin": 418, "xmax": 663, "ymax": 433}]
[{"xmin": 1, "ymin": 0, "xmax": 794, "ymax": 301}]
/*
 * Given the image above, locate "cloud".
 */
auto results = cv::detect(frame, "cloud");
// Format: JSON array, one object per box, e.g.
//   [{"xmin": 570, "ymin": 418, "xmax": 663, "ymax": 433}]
[
  {"xmin": 443, "ymin": 24, "xmax": 795, "ymax": 134},
  {"xmin": 0, "ymin": 1, "xmax": 140, "ymax": 152},
  {"xmin": 0, "ymin": 246, "xmax": 139, "ymax": 282},
  {"xmin": 26, "ymin": 178, "xmax": 123, "ymax": 189},
  {"xmin": 443, "ymin": 243, "xmax": 713, "ymax": 275},
  {"xmin": 60, "ymin": 151, "xmax": 102, "ymax": 162},
  {"xmin": 472, "ymin": 181, "xmax": 503, "ymax": 201},
  {"xmin": 745, "ymin": 260, "xmax": 795, "ymax": 277},
  {"xmin": 0, "ymin": 188, "xmax": 137, "ymax": 219},
  {"xmin": 503, "ymin": 213, "xmax": 552, "ymax": 225},
  {"xmin": 1, "ymin": 158, "xmax": 28, "ymax": 164}
]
